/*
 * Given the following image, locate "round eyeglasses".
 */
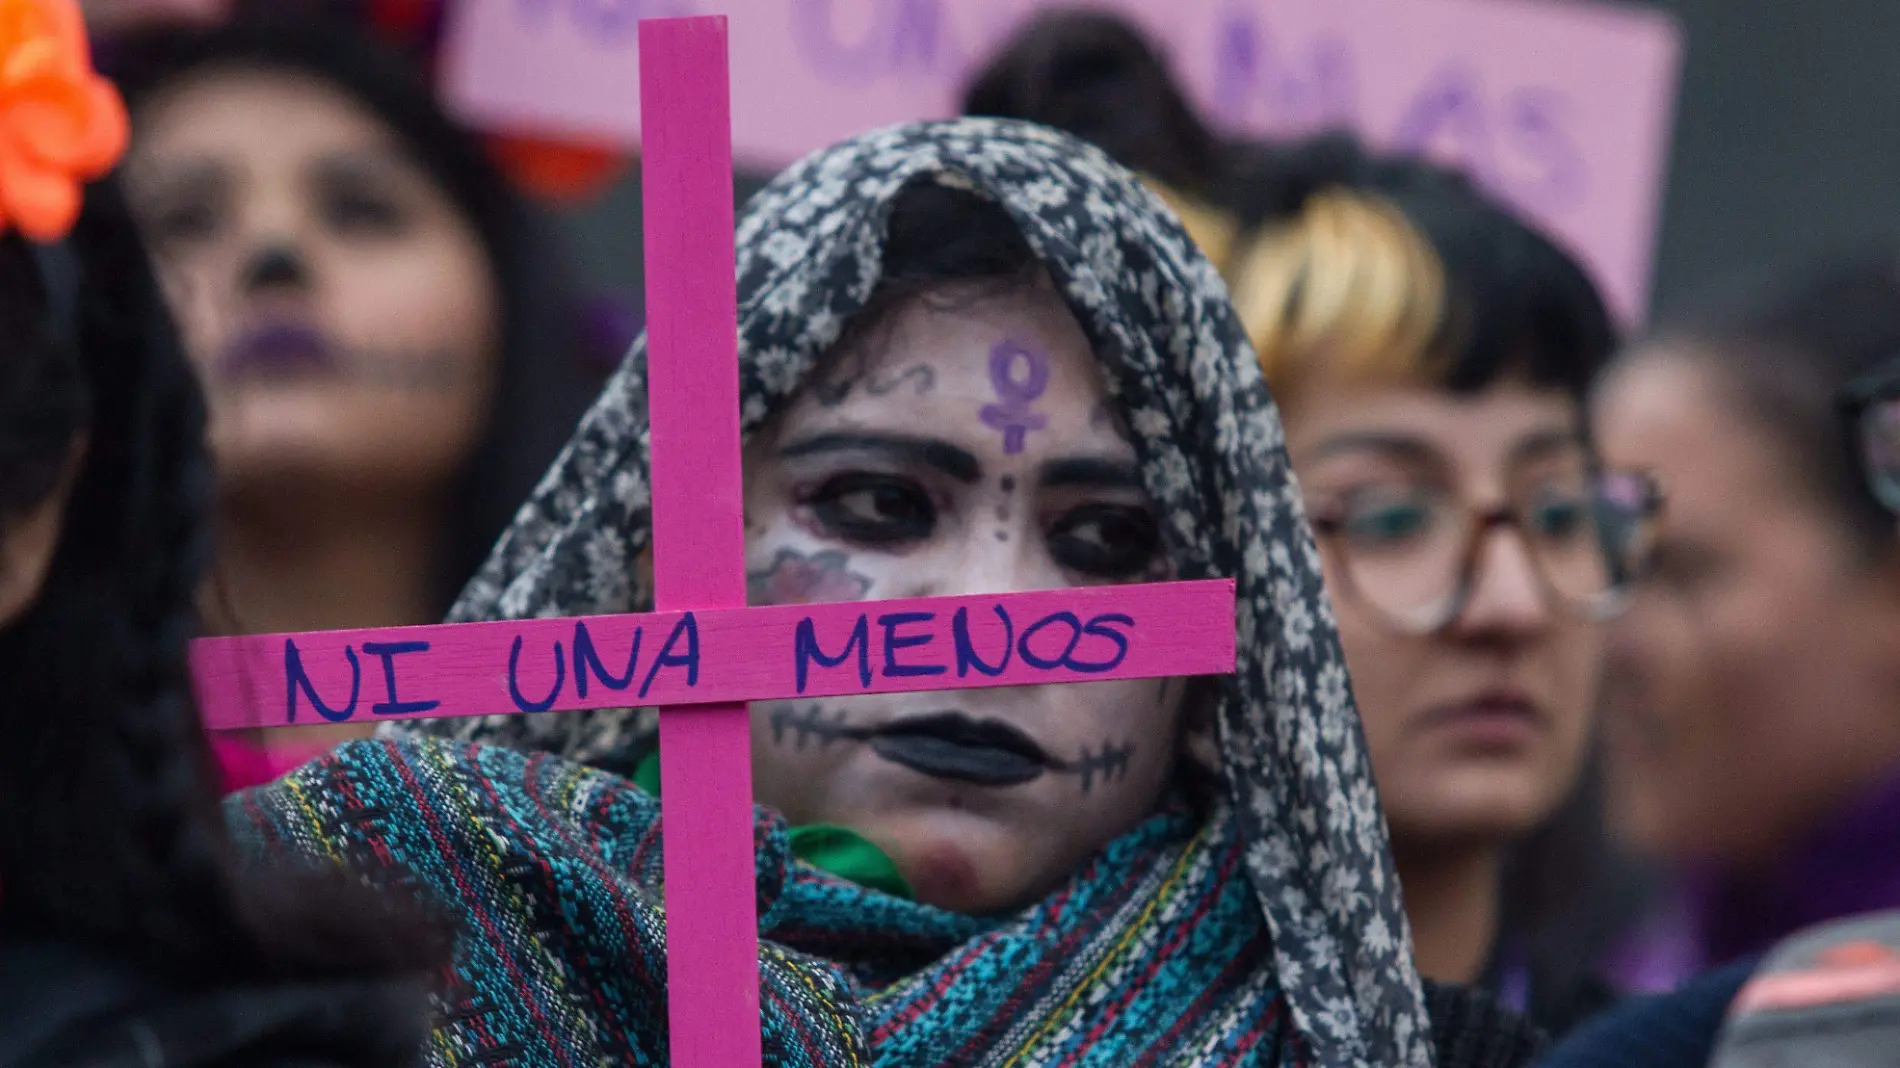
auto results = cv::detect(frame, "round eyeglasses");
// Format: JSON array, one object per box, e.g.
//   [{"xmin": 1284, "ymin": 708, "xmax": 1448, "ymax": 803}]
[
  {"xmin": 1838, "ymin": 359, "xmax": 1900, "ymax": 517},
  {"xmin": 1308, "ymin": 465, "xmax": 1664, "ymax": 635}
]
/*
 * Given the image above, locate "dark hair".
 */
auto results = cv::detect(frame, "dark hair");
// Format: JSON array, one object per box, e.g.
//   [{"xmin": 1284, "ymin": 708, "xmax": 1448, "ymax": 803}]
[
  {"xmin": 1224, "ymin": 135, "xmax": 1617, "ymax": 403},
  {"xmin": 106, "ymin": 6, "xmax": 600, "ymax": 612},
  {"xmin": 0, "ymin": 178, "xmax": 442, "ymax": 998},
  {"xmin": 0, "ymin": 250, "xmax": 84, "ymax": 520},
  {"xmin": 962, "ymin": 11, "xmax": 1221, "ymax": 196},
  {"xmin": 1496, "ymin": 750, "xmax": 1648, "ymax": 1034},
  {"xmin": 1637, "ymin": 253, "xmax": 1900, "ymax": 557},
  {"xmin": 819, "ymin": 178, "xmax": 1043, "ymax": 382},
  {"xmin": 840, "ymin": 179, "xmax": 1041, "ymax": 349}
]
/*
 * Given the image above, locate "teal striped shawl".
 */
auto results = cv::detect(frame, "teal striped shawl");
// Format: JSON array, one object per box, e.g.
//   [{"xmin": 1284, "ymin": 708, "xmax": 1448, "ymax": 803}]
[{"xmin": 230, "ymin": 735, "xmax": 1293, "ymax": 1066}]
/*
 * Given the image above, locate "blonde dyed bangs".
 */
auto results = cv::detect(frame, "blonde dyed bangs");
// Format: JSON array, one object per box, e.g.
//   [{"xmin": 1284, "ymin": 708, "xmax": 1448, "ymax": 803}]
[{"xmin": 1148, "ymin": 180, "xmax": 1450, "ymax": 404}]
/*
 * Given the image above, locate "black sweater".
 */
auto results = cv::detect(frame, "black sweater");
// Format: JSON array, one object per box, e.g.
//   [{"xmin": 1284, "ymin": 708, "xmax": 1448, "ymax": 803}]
[{"xmin": 0, "ymin": 937, "xmax": 429, "ymax": 1068}]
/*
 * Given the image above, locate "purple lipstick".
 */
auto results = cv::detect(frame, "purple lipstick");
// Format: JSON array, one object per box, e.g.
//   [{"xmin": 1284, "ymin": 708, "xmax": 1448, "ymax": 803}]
[{"xmin": 219, "ymin": 322, "xmax": 340, "ymax": 381}]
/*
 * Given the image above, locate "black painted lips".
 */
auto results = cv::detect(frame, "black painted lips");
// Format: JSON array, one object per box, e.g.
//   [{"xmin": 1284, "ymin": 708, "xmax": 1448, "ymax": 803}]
[{"xmin": 867, "ymin": 712, "xmax": 1052, "ymax": 786}]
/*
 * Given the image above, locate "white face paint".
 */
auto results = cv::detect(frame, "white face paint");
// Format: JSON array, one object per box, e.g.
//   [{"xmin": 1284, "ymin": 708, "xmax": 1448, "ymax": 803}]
[
  {"xmin": 741, "ymin": 284, "xmax": 1188, "ymax": 915},
  {"xmin": 127, "ymin": 68, "xmax": 500, "ymax": 505}
]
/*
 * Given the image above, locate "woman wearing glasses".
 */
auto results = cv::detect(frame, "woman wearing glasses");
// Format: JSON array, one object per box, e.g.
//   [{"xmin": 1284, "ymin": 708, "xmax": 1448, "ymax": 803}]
[
  {"xmin": 965, "ymin": 22, "xmax": 1658, "ymax": 1033},
  {"xmin": 1208, "ymin": 139, "xmax": 1658, "ymax": 1036}
]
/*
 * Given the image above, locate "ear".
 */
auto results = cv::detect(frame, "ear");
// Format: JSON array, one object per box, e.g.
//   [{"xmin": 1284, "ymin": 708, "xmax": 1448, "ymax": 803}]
[{"xmin": 0, "ymin": 438, "xmax": 86, "ymax": 629}]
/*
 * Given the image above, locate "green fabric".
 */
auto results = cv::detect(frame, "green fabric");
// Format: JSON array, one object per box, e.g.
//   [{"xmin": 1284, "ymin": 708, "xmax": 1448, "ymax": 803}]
[{"xmin": 632, "ymin": 748, "xmax": 914, "ymax": 900}]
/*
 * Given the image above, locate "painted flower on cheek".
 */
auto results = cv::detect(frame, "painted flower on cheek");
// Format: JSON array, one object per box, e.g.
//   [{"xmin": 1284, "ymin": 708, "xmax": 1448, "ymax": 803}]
[
  {"xmin": 0, "ymin": 0, "xmax": 127, "ymax": 241},
  {"xmin": 749, "ymin": 547, "xmax": 872, "ymax": 606}
]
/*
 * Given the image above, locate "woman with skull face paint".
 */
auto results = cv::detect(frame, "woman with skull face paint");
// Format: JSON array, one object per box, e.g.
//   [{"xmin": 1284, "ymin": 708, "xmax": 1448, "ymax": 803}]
[
  {"xmin": 104, "ymin": 9, "xmax": 599, "ymax": 779},
  {"xmin": 228, "ymin": 120, "xmax": 1547, "ymax": 1066}
]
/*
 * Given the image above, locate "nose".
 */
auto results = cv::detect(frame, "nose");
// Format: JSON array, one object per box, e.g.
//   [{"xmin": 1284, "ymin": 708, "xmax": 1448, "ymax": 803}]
[
  {"xmin": 932, "ymin": 543, "xmax": 1039, "ymax": 600},
  {"xmin": 1450, "ymin": 524, "xmax": 1552, "ymax": 639},
  {"xmin": 903, "ymin": 524, "xmax": 1059, "ymax": 603},
  {"xmin": 240, "ymin": 242, "xmax": 310, "ymax": 293}
]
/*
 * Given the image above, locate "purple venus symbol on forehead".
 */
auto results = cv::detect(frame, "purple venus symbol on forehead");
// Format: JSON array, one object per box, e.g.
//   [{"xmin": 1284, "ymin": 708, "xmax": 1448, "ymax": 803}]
[{"xmin": 979, "ymin": 339, "xmax": 1050, "ymax": 454}]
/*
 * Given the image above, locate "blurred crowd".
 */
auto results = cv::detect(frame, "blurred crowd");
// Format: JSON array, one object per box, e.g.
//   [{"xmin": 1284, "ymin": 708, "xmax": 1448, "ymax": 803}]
[{"xmin": 5, "ymin": 2, "xmax": 1900, "ymax": 1067}]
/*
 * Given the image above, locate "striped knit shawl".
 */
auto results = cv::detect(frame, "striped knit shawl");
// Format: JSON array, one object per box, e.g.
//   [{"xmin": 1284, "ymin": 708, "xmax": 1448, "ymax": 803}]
[
  {"xmin": 362, "ymin": 119, "xmax": 1430, "ymax": 1065},
  {"xmin": 234, "ymin": 735, "xmax": 1291, "ymax": 1066}
]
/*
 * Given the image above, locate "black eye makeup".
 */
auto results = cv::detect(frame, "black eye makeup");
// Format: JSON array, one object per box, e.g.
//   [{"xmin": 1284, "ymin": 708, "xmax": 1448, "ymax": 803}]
[
  {"xmin": 799, "ymin": 472, "xmax": 938, "ymax": 547},
  {"xmin": 147, "ymin": 197, "xmax": 223, "ymax": 246},
  {"xmin": 319, "ymin": 182, "xmax": 410, "ymax": 237},
  {"xmin": 314, "ymin": 155, "xmax": 419, "ymax": 239},
  {"xmin": 1046, "ymin": 502, "xmax": 1161, "ymax": 579},
  {"xmin": 133, "ymin": 168, "xmax": 229, "ymax": 249},
  {"xmin": 774, "ymin": 430, "xmax": 1163, "ymax": 576}
]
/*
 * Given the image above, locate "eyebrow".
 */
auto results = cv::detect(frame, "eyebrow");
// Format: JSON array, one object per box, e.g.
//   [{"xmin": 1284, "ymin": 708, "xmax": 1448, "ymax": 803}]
[
  {"xmin": 776, "ymin": 433, "xmax": 981, "ymax": 482},
  {"xmin": 1041, "ymin": 456, "xmax": 1144, "ymax": 490},
  {"xmin": 130, "ymin": 159, "xmax": 228, "ymax": 205},
  {"xmin": 312, "ymin": 150, "xmax": 415, "ymax": 188},
  {"xmin": 1302, "ymin": 432, "xmax": 1443, "ymax": 467},
  {"xmin": 1506, "ymin": 428, "xmax": 1588, "ymax": 466},
  {"xmin": 1304, "ymin": 427, "xmax": 1585, "ymax": 468}
]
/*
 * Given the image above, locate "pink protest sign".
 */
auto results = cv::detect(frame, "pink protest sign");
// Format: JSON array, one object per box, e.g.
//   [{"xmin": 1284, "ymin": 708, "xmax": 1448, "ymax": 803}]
[
  {"xmin": 190, "ymin": 580, "xmax": 1238, "ymax": 730},
  {"xmin": 440, "ymin": 0, "xmax": 1679, "ymax": 324}
]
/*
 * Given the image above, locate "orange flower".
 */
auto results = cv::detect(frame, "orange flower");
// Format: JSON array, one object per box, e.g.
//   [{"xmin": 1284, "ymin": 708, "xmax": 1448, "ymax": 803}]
[{"xmin": 0, "ymin": 0, "xmax": 127, "ymax": 242}]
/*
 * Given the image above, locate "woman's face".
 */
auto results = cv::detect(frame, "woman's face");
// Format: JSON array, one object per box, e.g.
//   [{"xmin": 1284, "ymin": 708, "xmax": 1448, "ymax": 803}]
[
  {"xmin": 742, "ymin": 285, "xmax": 1187, "ymax": 914},
  {"xmin": 126, "ymin": 67, "xmax": 499, "ymax": 504},
  {"xmin": 1594, "ymin": 351, "xmax": 1900, "ymax": 867},
  {"xmin": 1285, "ymin": 374, "xmax": 1600, "ymax": 855}
]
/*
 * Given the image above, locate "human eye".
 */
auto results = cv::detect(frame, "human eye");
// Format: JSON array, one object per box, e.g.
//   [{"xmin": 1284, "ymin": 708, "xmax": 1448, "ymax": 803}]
[
  {"xmin": 322, "ymin": 183, "xmax": 410, "ymax": 237},
  {"xmin": 1047, "ymin": 503, "xmax": 1161, "ymax": 580},
  {"xmin": 801, "ymin": 473, "xmax": 937, "ymax": 547},
  {"xmin": 142, "ymin": 190, "xmax": 224, "ymax": 247},
  {"xmin": 1526, "ymin": 486, "xmax": 1592, "ymax": 542},
  {"xmin": 1338, "ymin": 488, "xmax": 1440, "ymax": 551}
]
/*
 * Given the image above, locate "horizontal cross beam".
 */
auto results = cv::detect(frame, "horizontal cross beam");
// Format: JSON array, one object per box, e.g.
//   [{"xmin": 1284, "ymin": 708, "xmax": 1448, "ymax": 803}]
[{"xmin": 191, "ymin": 580, "xmax": 1238, "ymax": 731}]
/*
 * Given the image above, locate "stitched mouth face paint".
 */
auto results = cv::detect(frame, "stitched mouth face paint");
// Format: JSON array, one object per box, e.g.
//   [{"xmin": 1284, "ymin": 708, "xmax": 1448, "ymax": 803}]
[{"xmin": 768, "ymin": 704, "xmax": 1135, "ymax": 793}]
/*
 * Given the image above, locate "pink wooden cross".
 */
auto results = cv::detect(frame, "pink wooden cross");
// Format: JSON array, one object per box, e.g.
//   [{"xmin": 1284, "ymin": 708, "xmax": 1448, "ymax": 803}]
[{"xmin": 191, "ymin": 17, "xmax": 1236, "ymax": 1067}]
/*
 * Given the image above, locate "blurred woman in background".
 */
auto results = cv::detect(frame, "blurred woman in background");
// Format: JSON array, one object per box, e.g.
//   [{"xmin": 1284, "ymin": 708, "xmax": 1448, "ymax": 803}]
[
  {"xmin": 967, "ymin": 13, "xmax": 1655, "ymax": 1036},
  {"xmin": 0, "ymin": 6, "xmax": 437, "ymax": 1060},
  {"xmin": 1595, "ymin": 254, "xmax": 1900, "ymax": 987},
  {"xmin": 1220, "ymin": 139, "xmax": 1651, "ymax": 1038},
  {"xmin": 107, "ymin": 7, "xmax": 598, "ymax": 772}
]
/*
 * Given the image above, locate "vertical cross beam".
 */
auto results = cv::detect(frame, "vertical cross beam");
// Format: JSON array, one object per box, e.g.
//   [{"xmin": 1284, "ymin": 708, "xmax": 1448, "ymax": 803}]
[{"xmin": 638, "ymin": 17, "xmax": 760, "ymax": 1068}]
